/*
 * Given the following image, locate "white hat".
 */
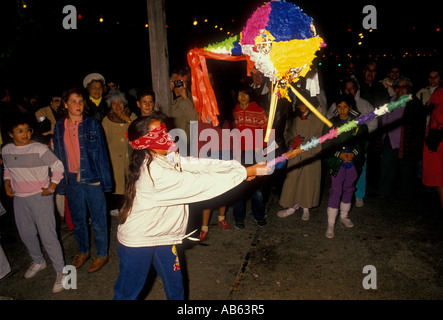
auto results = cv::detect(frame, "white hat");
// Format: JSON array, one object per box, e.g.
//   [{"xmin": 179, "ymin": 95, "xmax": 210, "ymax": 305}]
[{"xmin": 83, "ymin": 73, "xmax": 105, "ymax": 88}]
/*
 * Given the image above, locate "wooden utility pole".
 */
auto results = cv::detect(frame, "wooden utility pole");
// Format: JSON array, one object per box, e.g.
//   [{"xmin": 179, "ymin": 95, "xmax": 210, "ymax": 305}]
[{"xmin": 146, "ymin": 0, "xmax": 171, "ymax": 116}]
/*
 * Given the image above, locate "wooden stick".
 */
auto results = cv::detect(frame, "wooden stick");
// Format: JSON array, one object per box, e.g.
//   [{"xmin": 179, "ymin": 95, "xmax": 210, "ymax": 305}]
[
  {"xmin": 265, "ymin": 83, "xmax": 278, "ymax": 142},
  {"xmin": 288, "ymin": 84, "xmax": 333, "ymax": 128}
]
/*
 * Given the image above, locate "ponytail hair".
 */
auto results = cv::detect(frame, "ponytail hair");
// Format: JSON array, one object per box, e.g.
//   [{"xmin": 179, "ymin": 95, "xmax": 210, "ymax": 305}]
[{"xmin": 118, "ymin": 116, "xmax": 161, "ymax": 224}]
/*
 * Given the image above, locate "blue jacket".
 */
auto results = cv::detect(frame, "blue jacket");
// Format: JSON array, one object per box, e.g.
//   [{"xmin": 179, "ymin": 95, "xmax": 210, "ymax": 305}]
[{"xmin": 53, "ymin": 116, "xmax": 113, "ymax": 194}]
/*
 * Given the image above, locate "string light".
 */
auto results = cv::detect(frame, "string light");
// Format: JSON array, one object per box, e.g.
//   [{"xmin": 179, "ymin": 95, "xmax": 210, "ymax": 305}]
[{"xmin": 68, "ymin": 9, "xmax": 440, "ymax": 57}]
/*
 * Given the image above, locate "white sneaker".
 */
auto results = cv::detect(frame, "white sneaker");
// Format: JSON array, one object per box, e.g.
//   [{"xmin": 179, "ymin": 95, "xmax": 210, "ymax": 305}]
[
  {"xmin": 355, "ymin": 198, "xmax": 364, "ymax": 207},
  {"xmin": 277, "ymin": 208, "xmax": 295, "ymax": 218},
  {"xmin": 301, "ymin": 209, "xmax": 310, "ymax": 221},
  {"xmin": 325, "ymin": 225, "xmax": 335, "ymax": 238},
  {"xmin": 53, "ymin": 273, "xmax": 66, "ymax": 293},
  {"xmin": 340, "ymin": 217, "xmax": 354, "ymax": 228},
  {"xmin": 24, "ymin": 260, "xmax": 47, "ymax": 278}
]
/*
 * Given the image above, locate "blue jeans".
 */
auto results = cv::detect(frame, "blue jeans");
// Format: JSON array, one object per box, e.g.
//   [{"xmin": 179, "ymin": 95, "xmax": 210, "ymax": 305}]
[
  {"xmin": 65, "ymin": 173, "xmax": 108, "ymax": 257},
  {"xmin": 355, "ymin": 154, "xmax": 367, "ymax": 199},
  {"xmin": 233, "ymin": 150, "xmax": 265, "ymax": 221},
  {"xmin": 113, "ymin": 243, "xmax": 184, "ymax": 300},
  {"xmin": 233, "ymin": 186, "xmax": 265, "ymax": 221}
]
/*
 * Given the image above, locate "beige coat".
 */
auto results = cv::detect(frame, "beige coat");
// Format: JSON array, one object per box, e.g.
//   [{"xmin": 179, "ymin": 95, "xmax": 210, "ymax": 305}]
[
  {"xmin": 35, "ymin": 106, "xmax": 57, "ymax": 135},
  {"xmin": 279, "ymin": 113, "xmax": 324, "ymax": 209},
  {"xmin": 102, "ymin": 113, "xmax": 137, "ymax": 194}
]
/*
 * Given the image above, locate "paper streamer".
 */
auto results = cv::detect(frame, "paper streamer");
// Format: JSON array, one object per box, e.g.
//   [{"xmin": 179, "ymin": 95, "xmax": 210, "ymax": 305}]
[
  {"xmin": 187, "ymin": 48, "xmax": 255, "ymax": 126},
  {"xmin": 267, "ymin": 95, "xmax": 413, "ymax": 168}
]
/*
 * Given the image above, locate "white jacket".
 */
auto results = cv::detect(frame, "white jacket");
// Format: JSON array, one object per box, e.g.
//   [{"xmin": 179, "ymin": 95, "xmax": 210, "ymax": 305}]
[
  {"xmin": 326, "ymin": 90, "xmax": 378, "ymax": 133},
  {"xmin": 117, "ymin": 154, "xmax": 247, "ymax": 247}
]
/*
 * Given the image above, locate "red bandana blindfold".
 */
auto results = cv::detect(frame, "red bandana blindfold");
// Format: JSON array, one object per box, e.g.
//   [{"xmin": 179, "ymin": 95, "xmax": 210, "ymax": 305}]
[{"xmin": 125, "ymin": 123, "xmax": 177, "ymax": 151}]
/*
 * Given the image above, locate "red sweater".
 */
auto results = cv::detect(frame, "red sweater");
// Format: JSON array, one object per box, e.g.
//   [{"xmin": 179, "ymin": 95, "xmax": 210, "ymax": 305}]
[{"xmin": 232, "ymin": 101, "xmax": 268, "ymax": 151}]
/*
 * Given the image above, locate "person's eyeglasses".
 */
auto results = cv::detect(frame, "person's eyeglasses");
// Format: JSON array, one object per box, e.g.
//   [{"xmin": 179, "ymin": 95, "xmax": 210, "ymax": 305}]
[{"xmin": 12, "ymin": 128, "xmax": 33, "ymax": 134}]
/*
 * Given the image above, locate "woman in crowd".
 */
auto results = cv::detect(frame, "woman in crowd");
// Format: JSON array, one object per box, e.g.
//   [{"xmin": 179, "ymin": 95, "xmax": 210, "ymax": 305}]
[
  {"xmin": 422, "ymin": 86, "xmax": 443, "ymax": 212},
  {"xmin": 231, "ymin": 84, "xmax": 269, "ymax": 229},
  {"xmin": 83, "ymin": 73, "xmax": 108, "ymax": 122},
  {"xmin": 102, "ymin": 90, "xmax": 137, "ymax": 216},
  {"xmin": 277, "ymin": 90, "xmax": 324, "ymax": 221}
]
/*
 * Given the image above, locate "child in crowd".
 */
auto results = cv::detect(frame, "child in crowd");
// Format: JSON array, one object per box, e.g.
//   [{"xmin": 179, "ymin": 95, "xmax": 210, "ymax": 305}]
[
  {"xmin": 113, "ymin": 116, "xmax": 269, "ymax": 300},
  {"xmin": 2, "ymin": 116, "xmax": 66, "ymax": 292},
  {"xmin": 322, "ymin": 94, "xmax": 368, "ymax": 238},
  {"xmin": 53, "ymin": 87, "xmax": 112, "ymax": 273},
  {"xmin": 136, "ymin": 88, "xmax": 157, "ymax": 117}
]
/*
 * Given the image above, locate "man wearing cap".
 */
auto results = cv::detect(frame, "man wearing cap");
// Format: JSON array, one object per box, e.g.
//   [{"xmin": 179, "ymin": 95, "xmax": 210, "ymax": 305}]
[{"xmin": 83, "ymin": 73, "xmax": 108, "ymax": 122}]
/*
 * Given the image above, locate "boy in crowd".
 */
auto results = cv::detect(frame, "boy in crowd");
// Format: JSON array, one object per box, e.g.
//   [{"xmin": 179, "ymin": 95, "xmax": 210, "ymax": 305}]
[{"xmin": 2, "ymin": 116, "xmax": 66, "ymax": 292}]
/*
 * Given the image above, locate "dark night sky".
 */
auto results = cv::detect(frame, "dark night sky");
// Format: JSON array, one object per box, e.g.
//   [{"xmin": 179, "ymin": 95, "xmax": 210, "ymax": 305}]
[{"xmin": 0, "ymin": 0, "xmax": 441, "ymax": 101}]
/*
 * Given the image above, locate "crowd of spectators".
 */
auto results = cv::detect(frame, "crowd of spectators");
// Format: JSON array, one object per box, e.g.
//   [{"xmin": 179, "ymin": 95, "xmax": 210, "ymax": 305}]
[{"xmin": 0, "ymin": 59, "xmax": 442, "ymax": 295}]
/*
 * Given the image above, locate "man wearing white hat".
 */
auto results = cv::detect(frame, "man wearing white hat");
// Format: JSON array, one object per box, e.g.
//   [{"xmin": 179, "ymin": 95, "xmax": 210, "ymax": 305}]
[{"xmin": 83, "ymin": 73, "xmax": 108, "ymax": 122}]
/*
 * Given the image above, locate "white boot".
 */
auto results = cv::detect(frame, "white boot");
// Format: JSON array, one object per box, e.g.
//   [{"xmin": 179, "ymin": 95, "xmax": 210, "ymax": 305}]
[
  {"xmin": 301, "ymin": 207, "xmax": 310, "ymax": 221},
  {"xmin": 326, "ymin": 207, "xmax": 338, "ymax": 238},
  {"xmin": 277, "ymin": 207, "xmax": 295, "ymax": 218},
  {"xmin": 277, "ymin": 204, "xmax": 300, "ymax": 218},
  {"xmin": 339, "ymin": 202, "xmax": 354, "ymax": 228}
]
